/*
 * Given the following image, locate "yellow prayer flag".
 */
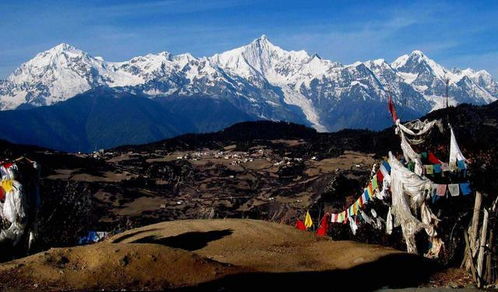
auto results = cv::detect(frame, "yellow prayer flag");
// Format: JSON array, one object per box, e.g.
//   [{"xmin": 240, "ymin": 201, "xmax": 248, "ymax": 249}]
[
  {"xmin": 304, "ymin": 211, "xmax": 313, "ymax": 228},
  {"xmin": 352, "ymin": 201, "xmax": 358, "ymax": 215},
  {"xmin": 0, "ymin": 180, "xmax": 13, "ymax": 193},
  {"xmin": 368, "ymin": 183, "xmax": 375, "ymax": 198},
  {"xmin": 425, "ymin": 165, "xmax": 434, "ymax": 175},
  {"xmin": 339, "ymin": 211, "xmax": 346, "ymax": 223}
]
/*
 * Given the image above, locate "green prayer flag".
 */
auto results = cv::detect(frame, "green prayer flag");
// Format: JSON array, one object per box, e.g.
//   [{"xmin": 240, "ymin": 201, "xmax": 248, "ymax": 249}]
[{"xmin": 372, "ymin": 176, "xmax": 378, "ymax": 190}]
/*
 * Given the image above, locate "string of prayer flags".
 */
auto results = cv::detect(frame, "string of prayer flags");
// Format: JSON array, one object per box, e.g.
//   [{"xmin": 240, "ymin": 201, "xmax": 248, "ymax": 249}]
[
  {"xmin": 422, "ymin": 161, "xmax": 468, "ymax": 176},
  {"xmin": 329, "ymin": 161, "xmax": 392, "ymax": 224},
  {"xmin": 432, "ymin": 182, "xmax": 472, "ymax": 199}
]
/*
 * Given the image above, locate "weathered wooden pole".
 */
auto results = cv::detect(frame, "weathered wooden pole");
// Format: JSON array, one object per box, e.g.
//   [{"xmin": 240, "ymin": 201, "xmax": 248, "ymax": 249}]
[
  {"xmin": 464, "ymin": 231, "xmax": 478, "ymax": 282},
  {"xmin": 476, "ymin": 208, "xmax": 489, "ymax": 288},
  {"xmin": 486, "ymin": 196, "xmax": 498, "ymax": 285},
  {"xmin": 485, "ymin": 227, "xmax": 494, "ymax": 284},
  {"xmin": 463, "ymin": 191, "xmax": 482, "ymax": 269}
]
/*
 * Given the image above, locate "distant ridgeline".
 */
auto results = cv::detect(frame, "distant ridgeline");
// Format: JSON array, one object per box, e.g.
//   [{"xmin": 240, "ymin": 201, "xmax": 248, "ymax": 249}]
[{"xmin": 0, "ymin": 86, "xmax": 495, "ymax": 153}]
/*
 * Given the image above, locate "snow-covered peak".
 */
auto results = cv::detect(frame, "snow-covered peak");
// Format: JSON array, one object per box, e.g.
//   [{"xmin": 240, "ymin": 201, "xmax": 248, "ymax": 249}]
[
  {"xmin": 247, "ymin": 34, "xmax": 287, "ymax": 53},
  {"xmin": 38, "ymin": 43, "xmax": 89, "ymax": 61},
  {"xmin": 364, "ymin": 59, "xmax": 391, "ymax": 69},
  {"xmin": 459, "ymin": 68, "xmax": 493, "ymax": 83},
  {"xmin": 393, "ymin": 50, "xmax": 495, "ymax": 89},
  {"xmin": 410, "ymin": 50, "xmax": 425, "ymax": 57},
  {"xmin": 173, "ymin": 53, "xmax": 196, "ymax": 67},
  {"xmin": 7, "ymin": 43, "xmax": 98, "ymax": 83},
  {"xmin": 211, "ymin": 35, "xmax": 341, "ymax": 85},
  {"xmin": 393, "ymin": 50, "xmax": 456, "ymax": 83},
  {"xmin": 1, "ymin": 43, "xmax": 109, "ymax": 109},
  {"xmin": 392, "ymin": 50, "xmax": 430, "ymax": 69},
  {"xmin": 125, "ymin": 51, "xmax": 172, "ymax": 64},
  {"xmin": 454, "ymin": 68, "xmax": 498, "ymax": 97},
  {"xmin": 52, "ymin": 42, "xmax": 79, "ymax": 52},
  {"xmin": 392, "ymin": 50, "xmax": 432, "ymax": 69}
]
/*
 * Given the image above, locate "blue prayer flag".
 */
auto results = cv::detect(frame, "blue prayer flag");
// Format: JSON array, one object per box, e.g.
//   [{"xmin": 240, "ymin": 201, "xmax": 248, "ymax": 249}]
[
  {"xmin": 460, "ymin": 182, "xmax": 472, "ymax": 196},
  {"xmin": 363, "ymin": 189, "xmax": 370, "ymax": 202},
  {"xmin": 382, "ymin": 161, "xmax": 391, "ymax": 173}
]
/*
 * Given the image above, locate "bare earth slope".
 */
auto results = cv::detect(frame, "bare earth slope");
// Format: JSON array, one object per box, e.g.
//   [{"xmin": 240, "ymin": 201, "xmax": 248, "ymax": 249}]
[{"xmin": 0, "ymin": 219, "xmax": 435, "ymax": 291}]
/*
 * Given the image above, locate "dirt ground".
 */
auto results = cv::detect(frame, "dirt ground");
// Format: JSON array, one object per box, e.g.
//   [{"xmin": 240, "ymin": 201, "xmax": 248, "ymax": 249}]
[{"xmin": 0, "ymin": 219, "xmax": 454, "ymax": 291}]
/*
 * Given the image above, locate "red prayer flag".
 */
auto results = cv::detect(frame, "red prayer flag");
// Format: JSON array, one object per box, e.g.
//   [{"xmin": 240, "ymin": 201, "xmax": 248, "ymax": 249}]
[
  {"xmin": 316, "ymin": 214, "xmax": 329, "ymax": 236},
  {"xmin": 295, "ymin": 220, "xmax": 306, "ymax": 231},
  {"xmin": 376, "ymin": 171, "xmax": 384, "ymax": 182},
  {"xmin": 387, "ymin": 95, "xmax": 398, "ymax": 122},
  {"xmin": 376, "ymin": 169, "xmax": 384, "ymax": 182},
  {"xmin": 428, "ymin": 152, "xmax": 442, "ymax": 164},
  {"xmin": 316, "ymin": 227, "xmax": 327, "ymax": 236}
]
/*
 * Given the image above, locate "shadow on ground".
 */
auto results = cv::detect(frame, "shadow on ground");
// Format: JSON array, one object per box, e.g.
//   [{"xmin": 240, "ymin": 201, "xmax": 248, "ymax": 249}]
[
  {"xmin": 177, "ymin": 253, "xmax": 440, "ymax": 291},
  {"xmin": 111, "ymin": 228, "xmax": 161, "ymax": 243},
  {"xmin": 129, "ymin": 229, "xmax": 233, "ymax": 251}
]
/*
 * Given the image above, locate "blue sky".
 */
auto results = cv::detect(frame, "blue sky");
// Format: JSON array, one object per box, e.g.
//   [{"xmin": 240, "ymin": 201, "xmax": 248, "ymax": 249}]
[{"xmin": 1, "ymin": 0, "xmax": 497, "ymax": 78}]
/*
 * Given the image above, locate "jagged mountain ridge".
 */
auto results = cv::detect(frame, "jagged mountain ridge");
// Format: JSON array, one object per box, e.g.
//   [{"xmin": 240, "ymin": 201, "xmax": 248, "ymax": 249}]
[{"xmin": 1, "ymin": 36, "xmax": 497, "ymax": 132}]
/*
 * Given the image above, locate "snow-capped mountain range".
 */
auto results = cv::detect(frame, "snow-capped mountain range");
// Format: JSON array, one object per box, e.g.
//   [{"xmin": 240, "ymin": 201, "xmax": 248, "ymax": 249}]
[{"xmin": 1, "ymin": 35, "xmax": 497, "ymax": 132}]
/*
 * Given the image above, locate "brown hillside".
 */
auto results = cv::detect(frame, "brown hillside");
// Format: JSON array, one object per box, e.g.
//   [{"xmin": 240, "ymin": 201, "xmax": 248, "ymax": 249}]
[{"xmin": 0, "ymin": 219, "xmax": 436, "ymax": 291}]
